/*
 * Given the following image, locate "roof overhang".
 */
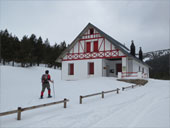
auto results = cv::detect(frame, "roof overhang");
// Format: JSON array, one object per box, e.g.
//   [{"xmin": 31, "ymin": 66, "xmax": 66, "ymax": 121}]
[{"xmin": 56, "ymin": 23, "xmax": 151, "ymax": 69}]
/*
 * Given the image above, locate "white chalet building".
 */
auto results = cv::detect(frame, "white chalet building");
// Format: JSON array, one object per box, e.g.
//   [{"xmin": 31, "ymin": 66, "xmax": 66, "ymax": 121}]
[{"xmin": 56, "ymin": 23, "xmax": 150, "ymax": 80}]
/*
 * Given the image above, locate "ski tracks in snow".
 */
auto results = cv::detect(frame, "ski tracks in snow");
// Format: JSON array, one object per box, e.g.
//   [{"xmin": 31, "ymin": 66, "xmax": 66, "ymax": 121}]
[
  {"xmin": 127, "ymin": 99, "xmax": 158, "ymax": 128},
  {"xmin": 54, "ymin": 89, "xmax": 149, "ymax": 128},
  {"xmin": 21, "ymin": 85, "xmax": 162, "ymax": 128},
  {"xmin": 90, "ymin": 86, "xmax": 160, "ymax": 127},
  {"xmin": 1, "ymin": 78, "xmax": 169, "ymax": 128}
]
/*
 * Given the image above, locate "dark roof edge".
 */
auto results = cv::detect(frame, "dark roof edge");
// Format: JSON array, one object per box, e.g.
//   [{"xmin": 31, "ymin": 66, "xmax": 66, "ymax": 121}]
[
  {"xmin": 56, "ymin": 23, "xmax": 150, "ymax": 68},
  {"xmin": 89, "ymin": 23, "xmax": 150, "ymax": 68},
  {"xmin": 89, "ymin": 23, "xmax": 130, "ymax": 51},
  {"xmin": 56, "ymin": 23, "xmax": 91, "ymax": 62}
]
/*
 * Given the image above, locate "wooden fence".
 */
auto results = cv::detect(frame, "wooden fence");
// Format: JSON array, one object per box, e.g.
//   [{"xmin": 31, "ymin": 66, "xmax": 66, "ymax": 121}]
[
  {"xmin": 0, "ymin": 84, "xmax": 145, "ymax": 121},
  {"xmin": 80, "ymin": 88, "xmax": 120, "ymax": 104},
  {"xmin": 122, "ymin": 84, "xmax": 143, "ymax": 91},
  {"xmin": 0, "ymin": 98, "xmax": 69, "ymax": 120}
]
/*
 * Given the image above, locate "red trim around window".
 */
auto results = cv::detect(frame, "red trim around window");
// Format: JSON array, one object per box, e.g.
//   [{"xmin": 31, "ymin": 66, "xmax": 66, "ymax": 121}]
[
  {"xmin": 89, "ymin": 62, "xmax": 94, "ymax": 75},
  {"xmin": 69, "ymin": 64, "xmax": 74, "ymax": 75}
]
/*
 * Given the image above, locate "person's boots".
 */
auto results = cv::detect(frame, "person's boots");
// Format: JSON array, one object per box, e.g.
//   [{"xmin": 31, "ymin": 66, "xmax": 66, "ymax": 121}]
[
  {"xmin": 40, "ymin": 95, "xmax": 43, "ymax": 99},
  {"xmin": 48, "ymin": 95, "xmax": 52, "ymax": 98},
  {"xmin": 48, "ymin": 89, "xmax": 52, "ymax": 98},
  {"xmin": 40, "ymin": 91, "xmax": 43, "ymax": 99}
]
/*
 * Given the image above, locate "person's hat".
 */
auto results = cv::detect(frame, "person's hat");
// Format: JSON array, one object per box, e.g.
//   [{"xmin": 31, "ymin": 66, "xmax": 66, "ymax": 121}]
[{"xmin": 45, "ymin": 70, "xmax": 49, "ymax": 74}]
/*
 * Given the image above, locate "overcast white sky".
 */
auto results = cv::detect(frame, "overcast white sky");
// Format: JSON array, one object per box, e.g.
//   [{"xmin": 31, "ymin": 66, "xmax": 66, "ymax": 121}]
[{"xmin": 0, "ymin": 0, "xmax": 169, "ymax": 53}]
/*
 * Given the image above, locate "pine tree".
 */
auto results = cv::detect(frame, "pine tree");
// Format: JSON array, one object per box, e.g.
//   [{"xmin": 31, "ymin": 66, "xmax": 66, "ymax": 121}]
[
  {"xmin": 15, "ymin": 37, "xmax": 20, "ymax": 63},
  {"xmin": 35, "ymin": 37, "xmax": 44, "ymax": 66},
  {"xmin": 59, "ymin": 41, "xmax": 66, "ymax": 51},
  {"xmin": 29, "ymin": 34, "xmax": 37, "ymax": 66},
  {"xmin": 0, "ymin": 29, "xmax": 67, "ymax": 68},
  {"xmin": 11, "ymin": 36, "xmax": 20, "ymax": 66},
  {"xmin": 139, "ymin": 47, "xmax": 143, "ymax": 61},
  {"xmin": 43, "ymin": 38, "xmax": 51, "ymax": 67},
  {"xmin": 130, "ymin": 40, "xmax": 136, "ymax": 56},
  {"xmin": 1, "ymin": 29, "xmax": 12, "ymax": 65},
  {"xmin": 20, "ymin": 35, "xmax": 31, "ymax": 67}
]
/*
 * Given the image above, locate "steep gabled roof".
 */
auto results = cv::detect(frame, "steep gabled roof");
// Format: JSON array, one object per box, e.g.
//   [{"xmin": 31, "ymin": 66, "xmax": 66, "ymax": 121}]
[{"xmin": 56, "ymin": 23, "xmax": 150, "ymax": 68}]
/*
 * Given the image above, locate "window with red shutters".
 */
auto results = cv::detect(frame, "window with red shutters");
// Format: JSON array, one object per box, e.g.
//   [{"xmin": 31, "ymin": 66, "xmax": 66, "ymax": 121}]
[
  {"xmin": 93, "ymin": 41, "xmax": 98, "ymax": 52},
  {"xmin": 86, "ymin": 42, "xmax": 91, "ymax": 53},
  {"xmin": 68, "ymin": 63, "xmax": 74, "ymax": 75},
  {"xmin": 88, "ymin": 62, "xmax": 94, "ymax": 75}
]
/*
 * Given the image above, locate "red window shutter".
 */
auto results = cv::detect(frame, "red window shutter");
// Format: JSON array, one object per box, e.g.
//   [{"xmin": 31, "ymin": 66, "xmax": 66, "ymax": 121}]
[
  {"xmin": 86, "ymin": 42, "xmax": 91, "ymax": 53},
  {"xmin": 93, "ymin": 41, "xmax": 98, "ymax": 52},
  {"xmin": 89, "ymin": 62, "xmax": 94, "ymax": 75},
  {"xmin": 69, "ymin": 64, "xmax": 74, "ymax": 75}
]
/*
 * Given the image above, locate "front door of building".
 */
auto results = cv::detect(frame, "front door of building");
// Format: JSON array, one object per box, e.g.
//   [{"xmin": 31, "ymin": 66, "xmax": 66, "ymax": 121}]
[{"xmin": 116, "ymin": 64, "xmax": 122, "ymax": 75}]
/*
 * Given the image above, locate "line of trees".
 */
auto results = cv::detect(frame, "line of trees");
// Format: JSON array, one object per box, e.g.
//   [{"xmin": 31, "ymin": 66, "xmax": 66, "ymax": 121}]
[
  {"xmin": 0, "ymin": 29, "xmax": 66, "ymax": 68},
  {"xmin": 146, "ymin": 53, "xmax": 170, "ymax": 80}
]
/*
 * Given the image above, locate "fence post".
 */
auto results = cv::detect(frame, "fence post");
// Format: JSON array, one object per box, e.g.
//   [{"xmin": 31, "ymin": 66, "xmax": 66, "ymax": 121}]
[
  {"xmin": 132, "ymin": 85, "xmax": 134, "ymax": 88},
  {"xmin": 64, "ymin": 98, "xmax": 67, "ymax": 108},
  {"xmin": 122, "ymin": 87, "xmax": 125, "ymax": 91},
  {"xmin": 102, "ymin": 91, "xmax": 104, "ymax": 98},
  {"xmin": 116, "ymin": 88, "xmax": 119, "ymax": 94},
  {"xmin": 80, "ymin": 96, "xmax": 82, "ymax": 104},
  {"xmin": 17, "ymin": 107, "xmax": 22, "ymax": 120}
]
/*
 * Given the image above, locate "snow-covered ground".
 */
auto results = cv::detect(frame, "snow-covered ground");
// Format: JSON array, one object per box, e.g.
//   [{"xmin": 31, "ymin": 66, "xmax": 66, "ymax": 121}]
[{"xmin": 0, "ymin": 65, "xmax": 169, "ymax": 128}]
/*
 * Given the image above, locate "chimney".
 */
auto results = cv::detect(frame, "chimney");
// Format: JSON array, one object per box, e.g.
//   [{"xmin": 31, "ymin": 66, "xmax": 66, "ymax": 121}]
[
  {"xmin": 139, "ymin": 47, "xmax": 143, "ymax": 61},
  {"xmin": 130, "ymin": 40, "xmax": 136, "ymax": 56}
]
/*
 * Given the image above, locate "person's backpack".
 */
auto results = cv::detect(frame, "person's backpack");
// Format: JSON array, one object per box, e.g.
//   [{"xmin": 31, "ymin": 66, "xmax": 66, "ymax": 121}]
[{"xmin": 42, "ymin": 74, "xmax": 48, "ymax": 83}]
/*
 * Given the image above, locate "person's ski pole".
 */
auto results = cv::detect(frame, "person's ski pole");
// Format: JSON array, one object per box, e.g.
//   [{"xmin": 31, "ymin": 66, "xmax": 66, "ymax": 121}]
[{"xmin": 52, "ymin": 81, "xmax": 55, "ymax": 99}]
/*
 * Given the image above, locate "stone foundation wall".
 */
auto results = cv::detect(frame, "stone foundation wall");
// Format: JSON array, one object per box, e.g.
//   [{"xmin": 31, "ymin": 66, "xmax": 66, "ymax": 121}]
[{"xmin": 117, "ymin": 79, "xmax": 148, "ymax": 85}]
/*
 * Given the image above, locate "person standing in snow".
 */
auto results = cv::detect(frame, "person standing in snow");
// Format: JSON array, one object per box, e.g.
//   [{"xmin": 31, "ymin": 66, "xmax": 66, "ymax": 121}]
[{"xmin": 40, "ymin": 70, "xmax": 53, "ymax": 99}]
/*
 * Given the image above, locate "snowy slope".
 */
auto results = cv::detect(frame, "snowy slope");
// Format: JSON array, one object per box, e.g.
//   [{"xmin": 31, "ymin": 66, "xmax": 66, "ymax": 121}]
[{"xmin": 0, "ymin": 65, "xmax": 169, "ymax": 128}]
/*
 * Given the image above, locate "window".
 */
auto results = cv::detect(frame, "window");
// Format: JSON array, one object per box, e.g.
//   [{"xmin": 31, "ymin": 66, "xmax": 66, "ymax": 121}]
[
  {"xmin": 88, "ymin": 62, "xmax": 94, "ymax": 75},
  {"xmin": 142, "ymin": 67, "xmax": 144, "ymax": 73},
  {"xmin": 90, "ymin": 28, "xmax": 94, "ymax": 35},
  {"xmin": 68, "ymin": 63, "xmax": 74, "ymax": 75},
  {"xmin": 86, "ymin": 42, "xmax": 91, "ymax": 53},
  {"xmin": 139, "ymin": 66, "xmax": 141, "ymax": 72},
  {"xmin": 93, "ymin": 41, "xmax": 98, "ymax": 52}
]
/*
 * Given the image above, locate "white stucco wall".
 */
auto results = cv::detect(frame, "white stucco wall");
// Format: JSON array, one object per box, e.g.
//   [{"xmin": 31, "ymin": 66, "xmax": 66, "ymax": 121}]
[
  {"xmin": 122, "ymin": 57, "xmax": 128, "ymax": 72},
  {"xmin": 132, "ymin": 60, "xmax": 149, "ymax": 77},
  {"xmin": 67, "ymin": 28, "xmax": 117, "ymax": 54},
  {"xmin": 62, "ymin": 59, "xmax": 103, "ymax": 80},
  {"xmin": 68, "ymin": 38, "xmax": 116, "ymax": 54},
  {"xmin": 128, "ymin": 59, "xmax": 133, "ymax": 72}
]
